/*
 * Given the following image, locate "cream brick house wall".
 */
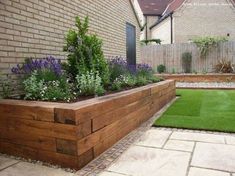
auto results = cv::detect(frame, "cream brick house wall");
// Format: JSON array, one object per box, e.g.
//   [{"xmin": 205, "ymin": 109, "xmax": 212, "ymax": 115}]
[
  {"xmin": 149, "ymin": 0, "xmax": 235, "ymax": 44},
  {"xmin": 173, "ymin": 0, "xmax": 235, "ymax": 43},
  {"xmin": 151, "ymin": 16, "xmax": 171, "ymax": 44},
  {"xmin": 0, "ymin": 0, "xmax": 140, "ymax": 78},
  {"xmin": 146, "ymin": 16, "xmax": 159, "ymax": 40}
]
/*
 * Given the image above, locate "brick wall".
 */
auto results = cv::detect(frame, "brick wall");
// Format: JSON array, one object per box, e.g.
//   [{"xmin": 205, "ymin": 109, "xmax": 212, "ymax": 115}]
[
  {"xmin": 151, "ymin": 16, "xmax": 171, "ymax": 44},
  {"xmin": 173, "ymin": 0, "xmax": 235, "ymax": 43},
  {"xmin": 0, "ymin": 0, "xmax": 140, "ymax": 90},
  {"xmin": 146, "ymin": 16, "xmax": 158, "ymax": 40}
]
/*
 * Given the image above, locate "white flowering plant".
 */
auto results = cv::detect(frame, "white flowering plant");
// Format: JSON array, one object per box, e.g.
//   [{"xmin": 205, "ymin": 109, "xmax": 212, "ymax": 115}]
[
  {"xmin": 23, "ymin": 71, "xmax": 72, "ymax": 101},
  {"xmin": 76, "ymin": 70, "xmax": 105, "ymax": 96},
  {"xmin": 111, "ymin": 74, "xmax": 136, "ymax": 91}
]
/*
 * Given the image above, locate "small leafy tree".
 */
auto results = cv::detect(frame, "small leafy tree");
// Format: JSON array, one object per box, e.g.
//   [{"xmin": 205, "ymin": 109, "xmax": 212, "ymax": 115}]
[
  {"xmin": 182, "ymin": 52, "xmax": 192, "ymax": 73},
  {"xmin": 192, "ymin": 36, "xmax": 228, "ymax": 58},
  {"xmin": 64, "ymin": 16, "xmax": 110, "ymax": 85}
]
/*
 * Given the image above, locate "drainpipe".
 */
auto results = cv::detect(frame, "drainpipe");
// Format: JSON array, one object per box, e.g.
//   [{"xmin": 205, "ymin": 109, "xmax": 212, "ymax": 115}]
[
  {"xmin": 170, "ymin": 13, "xmax": 173, "ymax": 44},
  {"xmin": 145, "ymin": 15, "xmax": 148, "ymax": 40}
]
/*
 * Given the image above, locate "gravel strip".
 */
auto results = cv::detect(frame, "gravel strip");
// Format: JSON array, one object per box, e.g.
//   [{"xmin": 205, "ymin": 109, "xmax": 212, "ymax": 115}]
[{"xmin": 176, "ymin": 82, "xmax": 235, "ymax": 89}]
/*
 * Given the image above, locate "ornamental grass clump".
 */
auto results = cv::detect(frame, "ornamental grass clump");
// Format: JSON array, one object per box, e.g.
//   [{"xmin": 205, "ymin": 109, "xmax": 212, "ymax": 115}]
[{"xmin": 214, "ymin": 59, "xmax": 234, "ymax": 73}]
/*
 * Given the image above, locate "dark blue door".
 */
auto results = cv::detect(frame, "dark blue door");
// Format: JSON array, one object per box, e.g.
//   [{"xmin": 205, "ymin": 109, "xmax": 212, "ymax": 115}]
[{"xmin": 126, "ymin": 23, "xmax": 136, "ymax": 66}]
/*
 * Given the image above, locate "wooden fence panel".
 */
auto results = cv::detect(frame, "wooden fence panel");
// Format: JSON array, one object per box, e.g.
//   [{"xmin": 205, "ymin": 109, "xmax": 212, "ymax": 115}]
[{"xmin": 140, "ymin": 41, "xmax": 235, "ymax": 73}]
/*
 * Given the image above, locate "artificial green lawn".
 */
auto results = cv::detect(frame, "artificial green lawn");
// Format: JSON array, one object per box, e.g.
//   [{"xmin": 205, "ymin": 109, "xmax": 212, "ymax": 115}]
[{"xmin": 154, "ymin": 89, "xmax": 235, "ymax": 133}]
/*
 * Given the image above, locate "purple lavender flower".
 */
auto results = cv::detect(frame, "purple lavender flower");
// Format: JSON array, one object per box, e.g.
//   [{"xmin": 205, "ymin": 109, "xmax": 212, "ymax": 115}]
[
  {"xmin": 11, "ymin": 56, "xmax": 62, "ymax": 76},
  {"xmin": 109, "ymin": 56, "xmax": 127, "ymax": 67},
  {"xmin": 137, "ymin": 63, "xmax": 153, "ymax": 72}
]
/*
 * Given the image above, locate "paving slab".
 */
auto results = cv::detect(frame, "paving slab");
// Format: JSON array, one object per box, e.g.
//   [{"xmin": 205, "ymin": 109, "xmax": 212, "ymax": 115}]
[
  {"xmin": 99, "ymin": 171, "xmax": 127, "ymax": 176},
  {"xmin": 0, "ymin": 155, "xmax": 19, "ymax": 171},
  {"xmin": 164, "ymin": 139, "xmax": 194, "ymax": 152},
  {"xmin": 0, "ymin": 162, "xmax": 74, "ymax": 176},
  {"xmin": 171, "ymin": 131, "xmax": 225, "ymax": 144},
  {"xmin": 188, "ymin": 167, "xmax": 230, "ymax": 176},
  {"xmin": 225, "ymin": 136, "xmax": 235, "ymax": 145},
  {"xmin": 135, "ymin": 129, "xmax": 172, "ymax": 148},
  {"xmin": 192, "ymin": 142, "xmax": 235, "ymax": 172},
  {"xmin": 107, "ymin": 145, "xmax": 190, "ymax": 176}
]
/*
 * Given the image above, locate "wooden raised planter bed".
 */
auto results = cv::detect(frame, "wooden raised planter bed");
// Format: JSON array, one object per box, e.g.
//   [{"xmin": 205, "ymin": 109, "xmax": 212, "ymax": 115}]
[
  {"xmin": 156, "ymin": 74, "xmax": 235, "ymax": 83},
  {"xmin": 0, "ymin": 80, "xmax": 175, "ymax": 169}
]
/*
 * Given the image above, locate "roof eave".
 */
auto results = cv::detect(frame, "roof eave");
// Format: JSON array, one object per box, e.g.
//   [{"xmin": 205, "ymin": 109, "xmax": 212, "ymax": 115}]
[
  {"xmin": 129, "ymin": 0, "xmax": 142, "ymax": 28},
  {"xmin": 149, "ymin": 12, "xmax": 173, "ymax": 30}
]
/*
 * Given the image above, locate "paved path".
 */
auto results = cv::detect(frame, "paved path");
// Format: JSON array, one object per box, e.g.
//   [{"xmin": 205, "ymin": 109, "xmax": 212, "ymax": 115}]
[
  {"xmin": 1, "ymin": 129, "xmax": 235, "ymax": 176},
  {"xmin": 1, "ymin": 99, "xmax": 235, "ymax": 176},
  {"xmin": 99, "ymin": 128, "xmax": 235, "ymax": 176}
]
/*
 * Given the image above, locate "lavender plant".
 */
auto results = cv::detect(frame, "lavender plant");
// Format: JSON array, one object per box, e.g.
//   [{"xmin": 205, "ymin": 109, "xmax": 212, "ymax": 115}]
[
  {"xmin": 108, "ymin": 56, "xmax": 159, "ymax": 90},
  {"xmin": 11, "ymin": 56, "xmax": 62, "ymax": 78},
  {"xmin": 109, "ymin": 56, "xmax": 129, "ymax": 81},
  {"xmin": 136, "ymin": 63, "xmax": 153, "ymax": 77},
  {"xmin": 12, "ymin": 57, "xmax": 72, "ymax": 101}
]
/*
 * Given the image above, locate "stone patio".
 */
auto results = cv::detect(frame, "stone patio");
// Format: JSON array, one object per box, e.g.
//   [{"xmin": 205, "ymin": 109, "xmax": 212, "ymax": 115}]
[
  {"xmin": 99, "ymin": 128, "xmax": 235, "ymax": 176},
  {"xmin": 1, "ymin": 99, "xmax": 235, "ymax": 176}
]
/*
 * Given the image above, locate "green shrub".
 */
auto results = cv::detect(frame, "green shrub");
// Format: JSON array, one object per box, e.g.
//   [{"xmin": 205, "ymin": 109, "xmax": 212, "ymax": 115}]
[
  {"xmin": 76, "ymin": 71, "xmax": 105, "ymax": 96},
  {"xmin": 135, "ymin": 76, "xmax": 148, "ymax": 86},
  {"xmin": 149, "ymin": 75, "xmax": 162, "ymax": 83},
  {"xmin": 141, "ymin": 39, "xmax": 161, "ymax": 45},
  {"xmin": 157, "ymin": 65, "xmax": 166, "ymax": 73},
  {"xmin": 171, "ymin": 68, "xmax": 176, "ymax": 74},
  {"xmin": 64, "ymin": 16, "xmax": 110, "ymax": 85},
  {"xmin": 182, "ymin": 52, "xmax": 192, "ymax": 73},
  {"xmin": 0, "ymin": 73, "xmax": 12, "ymax": 99}
]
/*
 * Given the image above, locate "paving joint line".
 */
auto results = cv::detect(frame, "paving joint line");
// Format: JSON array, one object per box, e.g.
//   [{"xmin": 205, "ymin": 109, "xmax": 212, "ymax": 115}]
[
  {"xmin": 0, "ymin": 161, "xmax": 21, "ymax": 172},
  {"xmin": 134, "ymin": 144, "xmax": 192, "ymax": 154},
  {"xmin": 186, "ymin": 141, "xmax": 196, "ymax": 176},
  {"xmin": 162, "ymin": 131, "xmax": 173, "ymax": 149},
  {"xmin": 169, "ymin": 138, "xmax": 226, "ymax": 145},
  {"xmin": 191, "ymin": 165, "xmax": 233, "ymax": 174}
]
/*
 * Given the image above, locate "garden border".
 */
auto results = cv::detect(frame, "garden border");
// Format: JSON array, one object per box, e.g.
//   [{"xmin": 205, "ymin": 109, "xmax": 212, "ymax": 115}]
[
  {"xmin": 0, "ymin": 80, "xmax": 175, "ymax": 169},
  {"xmin": 155, "ymin": 74, "xmax": 235, "ymax": 83}
]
